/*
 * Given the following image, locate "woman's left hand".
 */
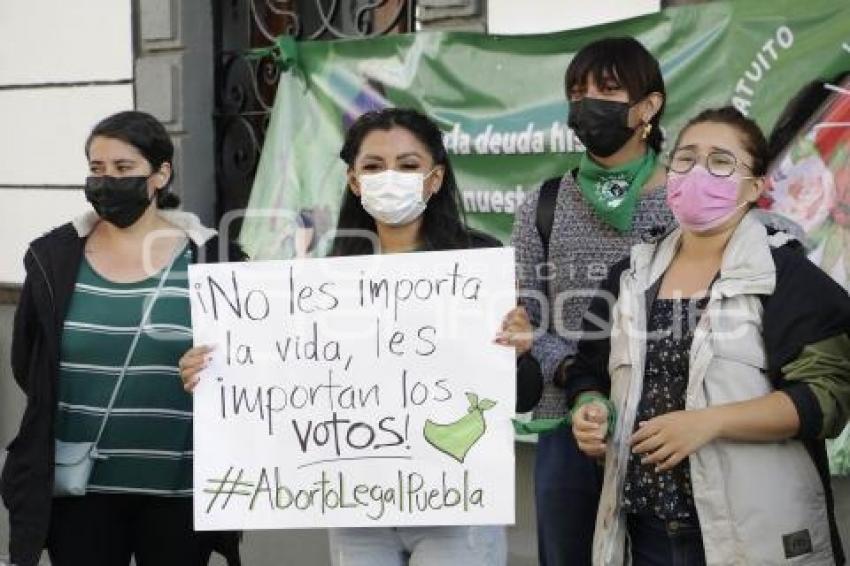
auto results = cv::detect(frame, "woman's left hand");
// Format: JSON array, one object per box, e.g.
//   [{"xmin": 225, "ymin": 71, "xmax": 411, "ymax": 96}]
[
  {"xmin": 631, "ymin": 409, "xmax": 721, "ymax": 472},
  {"xmin": 494, "ymin": 306, "xmax": 534, "ymax": 357}
]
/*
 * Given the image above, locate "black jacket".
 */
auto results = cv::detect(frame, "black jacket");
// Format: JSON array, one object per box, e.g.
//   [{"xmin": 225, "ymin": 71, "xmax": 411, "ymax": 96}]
[{"xmin": 1, "ymin": 222, "xmax": 245, "ymax": 566}]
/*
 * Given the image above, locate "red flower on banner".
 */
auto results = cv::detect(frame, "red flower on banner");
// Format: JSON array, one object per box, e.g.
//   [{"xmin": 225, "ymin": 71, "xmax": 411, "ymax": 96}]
[
  {"xmin": 769, "ymin": 154, "xmax": 835, "ymax": 233},
  {"xmin": 814, "ymin": 94, "xmax": 850, "ymax": 159},
  {"xmin": 831, "ymin": 154, "xmax": 850, "ymax": 227}
]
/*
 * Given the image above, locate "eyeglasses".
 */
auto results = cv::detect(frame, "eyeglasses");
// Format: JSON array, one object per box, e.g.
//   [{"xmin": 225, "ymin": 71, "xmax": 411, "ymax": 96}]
[{"xmin": 663, "ymin": 148, "xmax": 754, "ymax": 178}]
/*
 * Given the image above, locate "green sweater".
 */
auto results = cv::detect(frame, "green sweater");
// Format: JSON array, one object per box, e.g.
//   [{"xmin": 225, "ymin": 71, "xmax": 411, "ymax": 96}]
[
  {"xmin": 55, "ymin": 246, "xmax": 194, "ymax": 496},
  {"xmin": 784, "ymin": 333, "xmax": 850, "ymax": 439}
]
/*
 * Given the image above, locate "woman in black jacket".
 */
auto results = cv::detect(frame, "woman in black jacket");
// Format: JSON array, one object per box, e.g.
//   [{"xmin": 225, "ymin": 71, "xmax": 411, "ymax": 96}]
[{"xmin": 1, "ymin": 111, "xmax": 241, "ymax": 566}]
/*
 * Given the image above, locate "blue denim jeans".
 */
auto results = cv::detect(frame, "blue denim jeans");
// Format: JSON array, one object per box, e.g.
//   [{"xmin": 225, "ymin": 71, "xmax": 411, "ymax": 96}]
[
  {"xmin": 328, "ymin": 526, "xmax": 506, "ymax": 566},
  {"xmin": 627, "ymin": 514, "xmax": 707, "ymax": 566},
  {"xmin": 534, "ymin": 426, "xmax": 603, "ymax": 566}
]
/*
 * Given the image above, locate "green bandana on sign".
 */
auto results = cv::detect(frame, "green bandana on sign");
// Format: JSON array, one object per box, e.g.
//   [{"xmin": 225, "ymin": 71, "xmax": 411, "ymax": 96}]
[{"xmin": 576, "ymin": 149, "xmax": 657, "ymax": 232}]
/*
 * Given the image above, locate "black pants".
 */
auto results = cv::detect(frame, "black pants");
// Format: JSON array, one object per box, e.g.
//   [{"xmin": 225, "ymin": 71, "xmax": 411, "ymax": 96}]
[
  {"xmin": 47, "ymin": 494, "xmax": 222, "ymax": 566},
  {"xmin": 627, "ymin": 514, "xmax": 707, "ymax": 566}
]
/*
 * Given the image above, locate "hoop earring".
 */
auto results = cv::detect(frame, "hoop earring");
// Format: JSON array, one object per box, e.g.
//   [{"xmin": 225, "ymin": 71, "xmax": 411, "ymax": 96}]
[{"xmin": 641, "ymin": 123, "xmax": 652, "ymax": 140}]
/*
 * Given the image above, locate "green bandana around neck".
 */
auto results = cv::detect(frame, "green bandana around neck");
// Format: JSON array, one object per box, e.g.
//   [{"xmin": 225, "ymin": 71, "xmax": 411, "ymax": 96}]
[{"xmin": 576, "ymin": 149, "xmax": 657, "ymax": 232}]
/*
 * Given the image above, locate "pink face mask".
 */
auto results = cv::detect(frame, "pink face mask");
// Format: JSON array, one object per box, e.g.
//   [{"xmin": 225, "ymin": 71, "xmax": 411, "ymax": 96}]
[{"xmin": 666, "ymin": 165, "xmax": 747, "ymax": 232}]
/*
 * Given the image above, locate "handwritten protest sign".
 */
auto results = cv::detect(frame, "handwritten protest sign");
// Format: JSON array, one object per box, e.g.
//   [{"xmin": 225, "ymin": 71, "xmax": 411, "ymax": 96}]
[{"xmin": 188, "ymin": 248, "xmax": 516, "ymax": 530}]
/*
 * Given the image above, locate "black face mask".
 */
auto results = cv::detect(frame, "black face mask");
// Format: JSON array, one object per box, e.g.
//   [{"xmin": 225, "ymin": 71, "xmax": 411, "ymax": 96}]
[
  {"xmin": 568, "ymin": 97, "xmax": 636, "ymax": 158},
  {"xmin": 84, "ymin": 175, "xmax": 153, "ymax": 229}
]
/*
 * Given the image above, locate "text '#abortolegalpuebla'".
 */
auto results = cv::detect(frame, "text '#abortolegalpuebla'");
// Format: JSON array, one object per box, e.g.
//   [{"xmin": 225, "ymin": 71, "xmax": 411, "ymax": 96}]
[{"xmin": 203, "ymin": 467, "xmax": 485, "ymax": 521}]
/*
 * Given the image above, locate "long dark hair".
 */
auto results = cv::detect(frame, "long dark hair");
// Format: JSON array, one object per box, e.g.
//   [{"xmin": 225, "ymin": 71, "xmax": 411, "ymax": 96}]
[
  {"xmin": 85, "ymin": 111, "xmax": 180, "ymax": 209},
  {"xmin": 565, "ymin": 36, "xmax": 666, "ymax": 153},
  {"xmin": 331, "ymin": 108, "xmax": 470, "ymax": 256}
]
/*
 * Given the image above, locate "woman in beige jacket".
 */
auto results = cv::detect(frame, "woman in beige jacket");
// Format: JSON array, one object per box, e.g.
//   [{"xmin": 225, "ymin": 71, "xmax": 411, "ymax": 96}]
[{"xmin": 570, "ymin": 107, "xmax": 850, "ymax": 565}]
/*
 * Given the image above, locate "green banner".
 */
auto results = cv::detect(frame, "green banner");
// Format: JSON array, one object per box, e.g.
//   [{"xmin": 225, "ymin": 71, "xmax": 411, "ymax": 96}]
[{"xmin": 239, "ymin": 0, "xmax": 850, "ymax": 259}]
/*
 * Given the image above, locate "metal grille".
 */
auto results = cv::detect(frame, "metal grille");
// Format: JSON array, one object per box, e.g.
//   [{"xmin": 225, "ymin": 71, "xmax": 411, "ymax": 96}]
[{"xmin": 213, "ymin": 0, "xmax": 415, "ymax": 232}]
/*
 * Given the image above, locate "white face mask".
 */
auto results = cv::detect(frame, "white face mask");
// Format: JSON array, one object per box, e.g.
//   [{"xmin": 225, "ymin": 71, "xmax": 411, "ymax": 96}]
[{"xmin": 358, "ymin": 169, "xmax": 434, "ymax": 226}]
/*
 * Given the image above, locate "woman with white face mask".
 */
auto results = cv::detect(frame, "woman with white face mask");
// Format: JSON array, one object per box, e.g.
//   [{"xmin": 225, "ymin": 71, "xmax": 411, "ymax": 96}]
[
  {"xmin": 180, "ymin": 107, "xmax": 508, "ymax": 564},
  {"xmin": 570, "ymin": 107, "xmax": 850, "ymax": 565},
  {"xmin": 330, "ymin": 108, "xmax": 494, "ymax": 255},
  {"xmin": 330, "ymin": 107, "xmax": 507, "ymax": 565}
]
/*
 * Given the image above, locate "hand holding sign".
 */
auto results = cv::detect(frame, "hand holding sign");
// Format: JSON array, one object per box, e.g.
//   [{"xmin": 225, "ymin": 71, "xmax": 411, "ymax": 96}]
[{"xmin": 179, "ymin": 345, "xmax": 214, "ymax": 391}]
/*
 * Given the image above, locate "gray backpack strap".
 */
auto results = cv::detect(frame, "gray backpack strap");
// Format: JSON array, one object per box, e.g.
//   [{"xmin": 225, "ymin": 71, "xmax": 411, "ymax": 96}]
[{"xmin": 90, "ymin": 242, "xmax": 185, "ymax": 455}]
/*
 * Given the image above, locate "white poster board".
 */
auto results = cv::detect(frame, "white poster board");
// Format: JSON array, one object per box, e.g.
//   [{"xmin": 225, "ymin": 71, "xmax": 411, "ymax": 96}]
[{"xmin": 189, "ymin": 248, "xmax": 516, "ymax": 530}]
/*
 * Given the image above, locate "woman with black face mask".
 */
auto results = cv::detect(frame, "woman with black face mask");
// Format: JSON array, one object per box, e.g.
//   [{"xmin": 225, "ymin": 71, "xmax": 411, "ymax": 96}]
[
  {"xmin": 496, "ymin": 37, "xmax": 673, "ymax": 566},
  {"xmin": 1, "ymin": 111, "xmax": 242, "ymax": 566}
]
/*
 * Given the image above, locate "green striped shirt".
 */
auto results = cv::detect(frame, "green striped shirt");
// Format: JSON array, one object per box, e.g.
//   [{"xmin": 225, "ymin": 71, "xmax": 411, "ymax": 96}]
[{"xmin": 56, "ymin": 245, "xmax": 194, "ymax": 496}]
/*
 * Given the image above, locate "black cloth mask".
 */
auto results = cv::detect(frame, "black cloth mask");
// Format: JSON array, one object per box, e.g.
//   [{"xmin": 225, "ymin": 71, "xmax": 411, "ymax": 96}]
[
  {"xmin": 85, "ymin": 175, "xmax": 154, "ymax": 228},
  {"xmin": 568, "ymin": 97, "xmax": 636, "ymax": 158}
]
